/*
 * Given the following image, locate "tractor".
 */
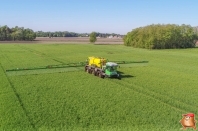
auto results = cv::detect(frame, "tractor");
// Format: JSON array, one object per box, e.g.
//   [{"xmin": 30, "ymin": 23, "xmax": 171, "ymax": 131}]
[{"xmin": 85, "ymin": 57, "xmax": 121, "ymax": 79}]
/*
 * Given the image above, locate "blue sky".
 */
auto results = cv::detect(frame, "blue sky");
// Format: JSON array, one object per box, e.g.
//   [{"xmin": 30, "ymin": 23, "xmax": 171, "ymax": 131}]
[{"xmin": 0, "ymin": 0, "xmax": 197, "ymax": 34}]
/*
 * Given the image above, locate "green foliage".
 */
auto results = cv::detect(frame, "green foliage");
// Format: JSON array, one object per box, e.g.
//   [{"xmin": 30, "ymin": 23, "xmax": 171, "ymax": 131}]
[
  {"xmin": 89, "ymin": 32, "xmax": 97, "ymax": 43},
  {"xmin": 0, "ymin": 25, "xmax": 36, "ymax": 41},
  {"xmin": 35, "ymin": 31, "xmax": 123, "ymax": 38},
  {"xmin": 0, "ymin": 44, "xmax": 198, "ymax": 130},
  {"xmin": 124, "ymin": 24, "xmax": 198, "ymax": 49},
  {"xmin": 36, "ymin": 31, "xmax": 79, "ymax": 37}
]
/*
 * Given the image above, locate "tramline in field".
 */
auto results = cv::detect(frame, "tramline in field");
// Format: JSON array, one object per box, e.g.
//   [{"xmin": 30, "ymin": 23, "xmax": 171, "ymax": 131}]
[
  {"xmin": 1, "ymin": 44, "xmax": 198, "ymax": 130},
  {"xmin": 5, "ymin": 56, "xmax": 148, "ymax": 79}
]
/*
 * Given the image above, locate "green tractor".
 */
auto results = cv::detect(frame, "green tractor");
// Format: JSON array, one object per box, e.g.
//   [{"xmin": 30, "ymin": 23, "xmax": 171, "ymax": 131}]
[
  {"xmin": 102, "ymin": 62, "xmax": 120, "ymax": 79},
  {"xmin": 85, "ymin": 56, "xmax": 120, "ymax": 79}
]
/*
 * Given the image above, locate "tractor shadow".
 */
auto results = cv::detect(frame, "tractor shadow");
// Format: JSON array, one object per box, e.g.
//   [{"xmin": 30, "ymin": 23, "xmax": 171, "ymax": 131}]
[
  {"xmin": 120, "ymin": 74, "xmax": 134, "ymax": 79},
  {"xmin": 117, "ymin": 71, "xmax": 135, "ymax": 79}
]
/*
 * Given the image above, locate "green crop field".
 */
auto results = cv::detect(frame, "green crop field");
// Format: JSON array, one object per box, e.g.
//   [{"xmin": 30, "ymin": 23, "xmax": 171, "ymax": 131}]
[{"xmin": 0, "ymin": 43, "xmax": 198, "ymax": 131}]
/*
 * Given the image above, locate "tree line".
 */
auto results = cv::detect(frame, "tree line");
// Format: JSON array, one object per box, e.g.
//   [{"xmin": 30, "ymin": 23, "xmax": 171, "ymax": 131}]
[
  {"xmin": 123, "ymin": 24, "xmax": 198, "ymax": 49},
  {"xmin": 0, "ymin": 25, "xmax": 123, "ymax": 41},
  {"xmin": 35, "ymin": 31, "xmax": 123, "ymax": 38},
  {"xmin": 36, "ymin": 31, "xmax": 79, "ymax": 37},
  {"xmin": 0, "ymin": 25, "xmax": 36, "ymax": 41}
]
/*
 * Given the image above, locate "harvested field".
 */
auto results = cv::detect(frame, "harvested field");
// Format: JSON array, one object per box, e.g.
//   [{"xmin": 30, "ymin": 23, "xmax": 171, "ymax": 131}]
[{"xmin": 0, "ymin": 37, "xmax": 124, "ymax": 44}]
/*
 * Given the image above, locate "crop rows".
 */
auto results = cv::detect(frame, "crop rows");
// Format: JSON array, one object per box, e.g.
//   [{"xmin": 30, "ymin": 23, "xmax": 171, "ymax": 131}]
[
  {"xmin": 0, "ymin": 44, "xmax": 198, "ymax": 130},
  {"xmin": 9, "ymin": 71, "xmax": 182, "ymax": 130},
  {"xmin": 0, "ymin": 63, "xmax": 34, "ymax": 130}
]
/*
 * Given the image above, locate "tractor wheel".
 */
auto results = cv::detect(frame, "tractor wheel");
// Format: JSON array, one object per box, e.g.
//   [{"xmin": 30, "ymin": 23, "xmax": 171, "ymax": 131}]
[
  {"xmin": 93, "ymin": 69, "xmax": 97, "ymax": 76},
  {"xmin": 99, "ymin": 73, "xmax": 104, "ymax": 79},
  {"xmin": 94, "ymin": 71, "xmax": 97, "ymax": 76},
  {"xmin": 99, "ymin": 73, "xmax": 102, "ymax": 78},
  {"xmin": 89, "ymin": 69, "xmax": 92, "ymax": 74},
  {"xmin": 117, "ymin": 74, "xmax": 121, "ymax": 80},
  {"xmin": 96, "ymin": 71, "xmax": 100, "ymax": 76},
  {"xmin": 86, "ymin": 68, "xmax": 90, "ymax": 73},
  {"xmin": 92, "ymin": 69, "xmax": 95, "ymax": 75}
]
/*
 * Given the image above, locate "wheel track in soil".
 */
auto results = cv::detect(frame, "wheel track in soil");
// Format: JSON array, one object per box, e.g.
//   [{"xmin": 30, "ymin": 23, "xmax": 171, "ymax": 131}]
[
  {"xmin": 107, "ymin": 78, "xmax": 197, "ymax": 113},
  {"xmin": 0, "ymin": 53, "xmax": 17, "ymax": 68},
  {"xmin": 6, "ymin": 45, "xmax": 197, "ymax": 113},
  {"xmin": 0, "ymin": 63, "xmax": 36, "ymax": 130},
  {"xmin": 1, "ymin": 45, "xmax": 68, "ymax": 76},
  {"xmin": 15, "ymin": 45, "xmax": 66, "ymax": 64},
  {"xmin": 5, "ymin": 45, "xmax": 84, "ymax": 76}
]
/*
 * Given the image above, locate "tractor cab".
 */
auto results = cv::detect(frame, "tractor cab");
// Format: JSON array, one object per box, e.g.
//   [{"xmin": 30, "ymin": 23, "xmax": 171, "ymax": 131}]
[{"xmin": 104, "ymin": 62, "xmax": 119, "ymax": 77}]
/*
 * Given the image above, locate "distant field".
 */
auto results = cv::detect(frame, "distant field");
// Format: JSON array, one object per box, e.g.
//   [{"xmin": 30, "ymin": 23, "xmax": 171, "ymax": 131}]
[
  {"xmin": 0, "ymin": 43, "xmax": 198, "ymax": 131},
  {"xmin": 0, "ymin": 37, "xmax": 124, "ymax": 44}
]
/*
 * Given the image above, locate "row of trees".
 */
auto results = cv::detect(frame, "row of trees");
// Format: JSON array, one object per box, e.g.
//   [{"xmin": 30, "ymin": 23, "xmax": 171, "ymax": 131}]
[
  {"xmin": 0, "ymin": 25, "xmax": 36, "ymax": 41},
  {"xmin": 0, "ymin": 25, "xmax": 122, "ymax": 41},
  {"xmin": 36, "ymin": 31, "xmax": 79, "ymax": 37},
  {"xmin": 35, "ymin": 31, "xmax": 122, "ymax": 38},
  {"xmin": 123, "ymin": 24, "xmax": 198, "ymax": 49}
]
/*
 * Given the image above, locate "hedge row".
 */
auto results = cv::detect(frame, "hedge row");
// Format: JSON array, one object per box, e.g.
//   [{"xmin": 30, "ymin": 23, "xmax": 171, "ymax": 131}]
[{"xmin": 124, "ymin": 24, "xmax": 198, "ymax": 49}]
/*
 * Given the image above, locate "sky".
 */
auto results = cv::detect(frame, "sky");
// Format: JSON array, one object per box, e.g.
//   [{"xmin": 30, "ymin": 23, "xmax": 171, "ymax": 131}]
[{"xmin": 0, "ymin": 0, "xmax": 198, "ymax": 35}]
